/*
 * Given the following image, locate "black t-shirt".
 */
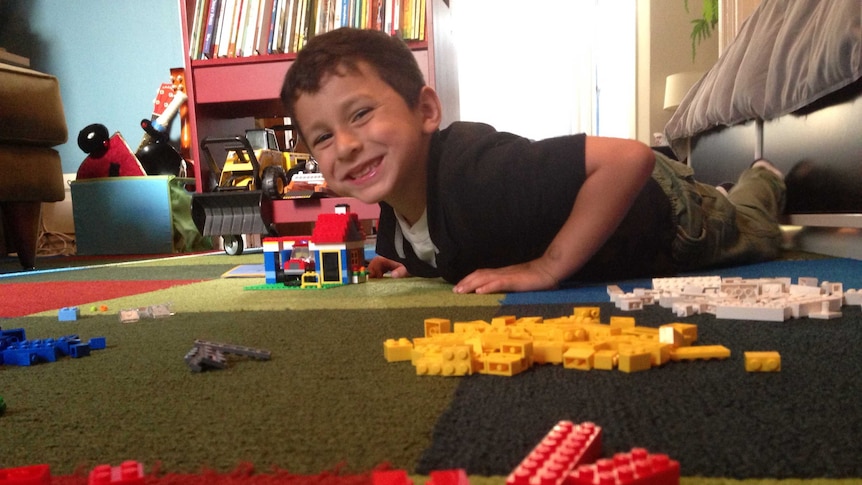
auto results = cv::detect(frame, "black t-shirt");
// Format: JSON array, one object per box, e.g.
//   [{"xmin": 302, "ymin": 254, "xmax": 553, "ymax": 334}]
[{"xmin": 376, "ymin": 122, "xmax": 675, "ymax": 285}]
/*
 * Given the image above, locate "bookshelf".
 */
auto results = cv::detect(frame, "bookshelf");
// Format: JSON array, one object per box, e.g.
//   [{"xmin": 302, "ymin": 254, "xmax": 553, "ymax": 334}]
[{"xmin": 176, "ymin": 0, "xmax": 459, "ymax": 232}]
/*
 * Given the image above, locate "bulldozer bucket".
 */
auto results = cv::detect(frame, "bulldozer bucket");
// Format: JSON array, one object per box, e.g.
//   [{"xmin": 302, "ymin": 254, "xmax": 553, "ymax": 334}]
[{"xmin": 190, "ymin": 190, "xmax": 273, "ymax": 237}]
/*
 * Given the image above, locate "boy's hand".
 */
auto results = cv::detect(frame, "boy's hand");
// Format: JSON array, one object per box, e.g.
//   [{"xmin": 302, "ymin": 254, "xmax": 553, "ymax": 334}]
[
  {"xmin": 453, "ymin": 261, "xmax": 559, "ymax": 294},
  {"xmin": 367, "ymin": 256, "xmax": 411, "ymax": 279}
]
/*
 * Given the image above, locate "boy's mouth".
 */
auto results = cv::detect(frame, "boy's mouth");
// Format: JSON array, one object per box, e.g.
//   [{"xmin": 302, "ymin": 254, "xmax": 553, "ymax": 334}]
[{"xmin": 347, "ymin": 157, "xmax": 382, "ymax": 183}]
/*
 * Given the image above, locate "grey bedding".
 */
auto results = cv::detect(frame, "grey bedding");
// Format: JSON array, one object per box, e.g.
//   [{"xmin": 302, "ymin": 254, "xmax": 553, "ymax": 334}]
[{"xmin": 665, "ymin": 0, "xmax": 862, "ymax": 153}]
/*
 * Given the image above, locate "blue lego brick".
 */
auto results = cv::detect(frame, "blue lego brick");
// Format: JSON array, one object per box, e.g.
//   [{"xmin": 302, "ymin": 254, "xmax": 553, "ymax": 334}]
[
  {"xmin": 0, "ymin": 328, "xmax": 26, "ymax": 350},
  {"xmin": 27, "ymin": 340, "xmax": 59, "ymax": 363},
  {"xmin": 53, "ymin": 335, "xmax": 82, "ymax": 356},
  {"xmin": 70, "ymin": 343, "xmax": 91, "ymax": 358},
  {"xmin": 58, "ymin": 306, "xmax": 80, "ymax": 321},
  {"xmin": 88, "ymin": 337, "xmax": 107, "ymax": 350},
  {"xmin": 2, "ymin": 346, "xmax": 41, "ymax": 366}
]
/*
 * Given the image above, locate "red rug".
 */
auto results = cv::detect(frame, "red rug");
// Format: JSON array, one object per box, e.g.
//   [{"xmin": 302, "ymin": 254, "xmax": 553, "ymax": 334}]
[{"xmin": 0, "ymin": 280, "xmax": 205, "ymax": 318}]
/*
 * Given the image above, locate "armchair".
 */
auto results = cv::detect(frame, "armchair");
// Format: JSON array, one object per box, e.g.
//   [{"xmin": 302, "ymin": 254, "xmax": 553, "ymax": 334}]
[{"xmin": 0, "ymin": 62, "xmax": 68, "ymax": 270}]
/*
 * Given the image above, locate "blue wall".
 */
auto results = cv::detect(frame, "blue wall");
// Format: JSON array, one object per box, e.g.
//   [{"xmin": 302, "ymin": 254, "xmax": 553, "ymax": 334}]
[{"xmin": 0, "ymin": 0, "xmax": 184, "ymax": 173}]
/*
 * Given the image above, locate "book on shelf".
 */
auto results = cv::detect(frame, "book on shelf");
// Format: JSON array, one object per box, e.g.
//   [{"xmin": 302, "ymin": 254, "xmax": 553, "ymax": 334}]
[{"xmin": 188, "ymin": 0, "xmax": 427, "ymax": 60}]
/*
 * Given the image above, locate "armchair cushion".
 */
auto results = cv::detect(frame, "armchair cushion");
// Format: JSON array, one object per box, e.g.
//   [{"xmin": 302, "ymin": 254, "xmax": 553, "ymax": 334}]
[{"xmin": 0, "ymin": 63, "xmax": 68, "ymax": 146}]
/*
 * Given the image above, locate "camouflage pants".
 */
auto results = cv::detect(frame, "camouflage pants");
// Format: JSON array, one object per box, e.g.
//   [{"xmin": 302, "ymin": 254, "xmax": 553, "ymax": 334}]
[{"xmin": 651, "ymin": 152, "xmax": 786, "ymax": 270}]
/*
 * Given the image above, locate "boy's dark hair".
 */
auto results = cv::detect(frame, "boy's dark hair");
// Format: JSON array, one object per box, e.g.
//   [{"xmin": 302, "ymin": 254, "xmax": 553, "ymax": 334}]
[{"xmin": 281, "ymin": 28, "xmax": 427, "ymax": 123}]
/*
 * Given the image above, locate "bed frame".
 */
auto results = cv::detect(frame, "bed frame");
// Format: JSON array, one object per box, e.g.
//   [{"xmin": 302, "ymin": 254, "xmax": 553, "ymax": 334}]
[{"xmin": 686, "ymin": 78, "xmax": 862, "ymax": 259}]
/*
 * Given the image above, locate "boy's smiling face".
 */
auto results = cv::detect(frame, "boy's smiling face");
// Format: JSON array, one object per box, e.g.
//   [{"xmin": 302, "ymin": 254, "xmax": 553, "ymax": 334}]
[{"xmin": 294, "ymin": 62, "xmax": 441, "ymax": 223}]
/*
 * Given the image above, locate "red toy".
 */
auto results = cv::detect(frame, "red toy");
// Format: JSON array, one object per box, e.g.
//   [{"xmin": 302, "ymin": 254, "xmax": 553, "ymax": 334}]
[
  {"xmin": 0, "ymin": 464, "xmax": 50, "ymax": 485},
  {"xmin": 76, "ymin": 124, "xmax": 147, "ymax": 180},
  {"xmin": 567, "ymin": 448, "xmax": 680, "ymax": 485},
  {"xmin": 507, "ymin": 421, "xmax": 602, "ymax": 485},
  {"xmin": 88, "ymin": 461, "xmax": 144, "ymax": 485}
]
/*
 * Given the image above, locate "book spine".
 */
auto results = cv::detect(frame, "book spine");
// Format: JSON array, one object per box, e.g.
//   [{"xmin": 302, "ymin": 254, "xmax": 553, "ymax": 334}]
[
  {"xmin": 255, "ymin": 0, "xmax": 274, "ymax": 55},
  {"xmin": 202, "ymin": 0, "xmax": 222, "ymax": 59},
  {"xmin": 226, "ymin": 0, "xmax": 245, "ymax": 57}
]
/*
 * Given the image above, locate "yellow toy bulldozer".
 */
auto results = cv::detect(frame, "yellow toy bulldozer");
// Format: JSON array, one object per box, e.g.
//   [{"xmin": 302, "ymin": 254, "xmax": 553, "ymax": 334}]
[{"xmin": 190, "ymin": 128, "xmax": 314, "ymax": 255}]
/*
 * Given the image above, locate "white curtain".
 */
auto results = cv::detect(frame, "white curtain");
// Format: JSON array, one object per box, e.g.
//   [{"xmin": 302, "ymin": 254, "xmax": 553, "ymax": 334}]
[{"xmin": 451, "ymin": 0, "xmax": 636, "ymax": 140}]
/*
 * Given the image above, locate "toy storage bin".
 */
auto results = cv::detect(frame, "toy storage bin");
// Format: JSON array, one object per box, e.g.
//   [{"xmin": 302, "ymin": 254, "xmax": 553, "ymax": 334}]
[{"xmin": 71, "ymin": 176, "xmax": 197, "ymax": 255}]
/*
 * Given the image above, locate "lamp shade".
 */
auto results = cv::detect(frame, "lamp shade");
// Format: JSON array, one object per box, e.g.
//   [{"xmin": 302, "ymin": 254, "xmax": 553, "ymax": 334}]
[{"xmin": 664, "ymin": 71, "xmax": 703, "ymax": 111}]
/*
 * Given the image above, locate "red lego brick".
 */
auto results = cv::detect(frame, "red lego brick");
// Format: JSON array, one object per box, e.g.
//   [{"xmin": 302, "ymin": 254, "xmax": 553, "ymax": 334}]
[
  {"xmin": 88, "ymin": 461, "xmax": 144, "ymax": 485},
  {"xmin": 372, "ymin": 469, "xmax": 413, "ymax": 485},
  {"xmin": 427, "ymin": 469, "xmax": 470, "ymax": 485},
  {"xmin": 0, "ymin": 464, "xmax": 51, "ymax": 485},
  {"xmin": 507, "ymin": 421, "xmax": 602, "ymax": 485},
  {"xmin": 567, "ymin": 448, "xmax": 679, "ymax": 485}
]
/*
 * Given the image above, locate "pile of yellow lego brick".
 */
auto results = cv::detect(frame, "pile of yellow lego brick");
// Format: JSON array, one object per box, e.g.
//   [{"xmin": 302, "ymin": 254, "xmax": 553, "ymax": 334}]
[{"xmin": 383, "ymin": 307, "xmax": 731, "ymax": 376}]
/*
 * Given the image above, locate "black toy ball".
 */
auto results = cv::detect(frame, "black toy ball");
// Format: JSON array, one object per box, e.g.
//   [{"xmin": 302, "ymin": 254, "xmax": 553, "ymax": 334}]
[
  {"xmin": 77, "ymin": 123, "xmax": 110, "ymax": 156},
  {"xmin": 136, "ymin": 119, "xmax": 185, "ymax": 176}
]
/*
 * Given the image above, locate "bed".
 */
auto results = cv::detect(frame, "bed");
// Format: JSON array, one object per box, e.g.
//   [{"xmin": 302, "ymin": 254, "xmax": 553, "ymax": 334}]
[{"xmin": 664, "ymin": 0, "xmax": 862, "ymax": 259}]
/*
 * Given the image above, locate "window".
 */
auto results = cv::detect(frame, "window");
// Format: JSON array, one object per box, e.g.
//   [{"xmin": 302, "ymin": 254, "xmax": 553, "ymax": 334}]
[{"xmin": 451, "ymin": 0, "xmax": 636, "ymax": 140}]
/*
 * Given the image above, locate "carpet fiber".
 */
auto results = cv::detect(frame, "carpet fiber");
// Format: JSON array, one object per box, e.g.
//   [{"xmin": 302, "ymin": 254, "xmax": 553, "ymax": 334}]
[{"xmin": 2, "ymin": 252, "xmax": 862, "ymax": 484}]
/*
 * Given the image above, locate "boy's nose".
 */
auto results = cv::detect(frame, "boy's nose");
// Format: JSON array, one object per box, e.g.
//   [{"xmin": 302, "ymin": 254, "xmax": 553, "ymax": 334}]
[{"xmin": 334, "ymin": 130, "xmax": 361, "ymax": 160}]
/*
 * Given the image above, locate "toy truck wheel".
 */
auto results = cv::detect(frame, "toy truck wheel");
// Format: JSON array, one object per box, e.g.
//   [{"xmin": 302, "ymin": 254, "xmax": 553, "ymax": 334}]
[
  {"xmin": 223, "ymin": 235, "xmax": 244, "ymax": 256},
  {"xmin": 262, "ymin": 165, "xmax": 289, "ymax": 200}
]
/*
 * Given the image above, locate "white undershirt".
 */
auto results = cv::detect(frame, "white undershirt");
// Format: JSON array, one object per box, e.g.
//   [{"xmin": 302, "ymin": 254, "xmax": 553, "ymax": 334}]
[{"xmin": 395, "ymin": 209, "xmax": 438, "ymax": 268}]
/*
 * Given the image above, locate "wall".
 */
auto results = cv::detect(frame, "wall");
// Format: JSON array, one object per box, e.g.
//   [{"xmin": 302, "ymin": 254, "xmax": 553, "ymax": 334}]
[
  {"xmin": 636, "ymin": 0, "xmax": 719, "ymax": 147},
  {"xmin": 1, "ymin": 0, "xmax": 715, "ymax": 170},
  {"xmin": 0, "ymin": 0, "xmax": 184, "ymax": 173}
]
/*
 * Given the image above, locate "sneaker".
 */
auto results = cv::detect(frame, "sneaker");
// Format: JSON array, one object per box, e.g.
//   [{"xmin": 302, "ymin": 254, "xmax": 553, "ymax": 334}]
[{"xmin": 751, "ymin": 159, "xmax": 783, "ymax": 179}]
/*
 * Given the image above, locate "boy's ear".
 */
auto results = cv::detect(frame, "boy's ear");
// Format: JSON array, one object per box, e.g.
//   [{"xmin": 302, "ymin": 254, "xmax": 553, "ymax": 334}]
[{"xmin": 417, "ymin": 86, "xmax": 443, "ymax": 133}]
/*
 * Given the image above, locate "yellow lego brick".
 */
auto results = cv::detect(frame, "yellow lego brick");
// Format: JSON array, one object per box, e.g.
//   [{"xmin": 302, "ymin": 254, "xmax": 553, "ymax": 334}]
[
  {"xmin": 477, "ymin": 328, "xmax": 513, "ymax": 353},
  {"xmin": 620, "ymin": 327, "xmax": 659, "ymax": 341},
  {"xmin": 664, "ymin": 323, "xmax": 698, "ymax": 345},
  {"xmin": 537, "ymin": 323, "xmax": 589, "ymax": 343},
  {"xmin": 491, "ymin": 315, "xmax": 517, "ymax": 327},
  {"xmin": 439, "ymin": 345, "xmax": 474, "ymax": 376},
  {"xmin": 532, "ymin": 340, "xmax": 565, "ymax": 365},
  {"xmin": 563, "ymin": 345, "xmax": 595, "ymax": 370},
  {"xmin": 585, "ymin": 323, "xmax": 623, "ymax": 339},
  {"xmin": 482, "ymin": 353, "xmax": 529, "ymax": 376},
  {"xmin": 515, "ymin": 316, "xmax": 544, "ymax": 325},
  {"xmin": 658, "ymin": 325, "xmax": 685, "ymax": 348},
  {"xmin": 670, "ymin": 345, "xmax": 730, "ymax": 361},
  {"xmin": 609, "ymin": 316, "xmax": 636, "ymax": 329},
  {"xmin": 593, "ymin": 349, "xmax": 618, "ymax": 370},
  {"xmin": 745, "ymin": 351, "xmax": 781, "ymax": 372},
  {"xmin": 415, "ymin": 356, "xmax": 444, "ymax": 375},
  {"xmin": 424, "ymin": 318, "xmax": 452, "ymax": 337},
  {"xmin": 572, "ymin": 306, "xmax": 601, "ymax": 322},
  {"xmin": 638, "ymin": 341, "xmax": 672, "ymax": 366},
  {"xmin": 618, "ymin": 348, "xmax": 652, "ymax": 373},
  {"xmin": 383, "ymin": 338, "xmax": 413, "ymax": 362},
  {"xmin": 500, "ymin": 340, "xmax": 534, "ymax": 359},
  {"xmin": 453, "ymin": 320, "xmax": 490, "ymax": 333}
]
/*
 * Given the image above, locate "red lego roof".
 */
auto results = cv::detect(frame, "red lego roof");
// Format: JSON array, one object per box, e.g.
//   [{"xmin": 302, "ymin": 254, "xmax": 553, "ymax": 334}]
[{"xmin": 311, "ymin": 212, "xmax": 366, "ymax": 244}]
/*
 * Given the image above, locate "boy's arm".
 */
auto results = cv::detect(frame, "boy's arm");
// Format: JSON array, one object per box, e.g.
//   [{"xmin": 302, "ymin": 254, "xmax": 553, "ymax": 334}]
[{"xmin": 452, "ymin": 136, "xmax": 656, "ymax": 294}]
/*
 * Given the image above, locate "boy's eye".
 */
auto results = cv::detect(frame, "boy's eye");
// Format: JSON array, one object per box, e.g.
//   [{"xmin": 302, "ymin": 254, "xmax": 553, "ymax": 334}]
[
  {"xmin": 313, "ymin": 133, "xmax": 332, "ymax": 147},
  {"xmin": 351, "ymin": 107, "xmax": 372, "ymax": 122}
]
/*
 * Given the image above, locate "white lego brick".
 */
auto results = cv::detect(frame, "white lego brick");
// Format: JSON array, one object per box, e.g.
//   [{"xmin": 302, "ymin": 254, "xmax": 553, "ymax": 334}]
[
  {"xmin": 672, "ymin": 302, "xmax": 698, "ymax": 317},
  {"xmin": 821, "ymin": 281, "xmax": 843, "ymax": 296},
  {"xmin": 798, "ymin": 277, "xmax": 819, "ymax": 287},
  {"xmin": 790, "ymin": 284, "xmax": 824, "ymax": 297},
  {"xmin": 652, "ymin": 276, "xmax": 722, "ymax": 293},
  {"xmin": 844, "ymin": 289, "xmax": 862, "ymax": 306},
  {"xmin": 808, "ymin": 296, "xmax": 843, "ymax": 320},
  {"xmin": 715, "ymin": 302, "xmax": 791, "ymax": 322},
  {"xmin": 616, "ymin": 295, "xmax": 644, "ymax": 311}
]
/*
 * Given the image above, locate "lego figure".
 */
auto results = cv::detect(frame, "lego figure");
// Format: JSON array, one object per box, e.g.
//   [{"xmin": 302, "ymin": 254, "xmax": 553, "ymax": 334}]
[{"xmin": 281, "ymin": 28, "xmax": 786, "ymax": 294}]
